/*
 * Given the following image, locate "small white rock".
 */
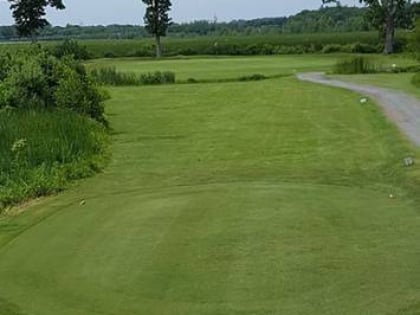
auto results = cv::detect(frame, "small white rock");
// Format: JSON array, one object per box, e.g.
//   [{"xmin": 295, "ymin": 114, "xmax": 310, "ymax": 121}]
[{"xmin": 403, "ymin": 157, "xmax": 414, "ymax": 167}]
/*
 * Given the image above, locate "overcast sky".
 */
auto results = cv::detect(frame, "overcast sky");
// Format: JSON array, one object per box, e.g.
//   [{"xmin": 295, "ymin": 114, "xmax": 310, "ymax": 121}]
[{"xmin": 0, "ymin": 0, "xmax": 359, "ymax": 26}]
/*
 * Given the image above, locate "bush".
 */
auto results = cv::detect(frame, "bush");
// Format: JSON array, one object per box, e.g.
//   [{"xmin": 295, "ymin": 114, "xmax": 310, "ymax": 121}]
[
  {"xmin": 333, "ymin": 57, "xmax": 379, "ymax": 74},
  {"xmin": 0, "ymin": 47, "xmax": 107, "ymax": 123},
  {"xmin": 349, "ymin": 42, "xmax": 379, "ymax": 54},
  {"xmin": 52, "ymin": 39, "xmax": 91, "ymax": 60}
]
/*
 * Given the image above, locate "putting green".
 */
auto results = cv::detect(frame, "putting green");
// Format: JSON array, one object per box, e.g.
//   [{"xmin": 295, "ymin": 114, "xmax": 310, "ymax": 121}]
[{"xmin": 0, "ymin": 75, "xmax": 419, "ymax": 315}]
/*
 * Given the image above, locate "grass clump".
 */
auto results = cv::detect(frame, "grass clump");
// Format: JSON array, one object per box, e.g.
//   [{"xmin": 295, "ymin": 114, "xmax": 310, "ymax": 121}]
[
  {"xmin": 90, "ymin": 67, "xmax": 176, "ymax": 86},
  {"xmin": 333, "ymin": 56, "xmax": 379, "ymax": 74},
  {"xmin": 0, "ymin": 108, "xmax": 108, "ymax": 211}
]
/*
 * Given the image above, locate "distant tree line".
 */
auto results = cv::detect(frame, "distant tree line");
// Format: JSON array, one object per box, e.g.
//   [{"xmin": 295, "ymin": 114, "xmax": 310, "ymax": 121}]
[{"xmin": 0, "ymin": 6, "xmax": 401, "ymax": 42}]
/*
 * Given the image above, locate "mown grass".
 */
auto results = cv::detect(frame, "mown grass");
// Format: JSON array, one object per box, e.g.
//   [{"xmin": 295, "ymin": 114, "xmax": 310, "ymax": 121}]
[
  {"xmin": 0, "ymin": 109, "xmax": 108, "ymax": 210},
  {"xmin": 87, "ymin": 54, "xmax": 418, "ymax": 82},
  {"xmin": 330, "ymin": 72, "xmax": 420, "ymax": 98},
  {"xmin": 0, "ymin": 63, "xmax": 419, "ymax": 314}
]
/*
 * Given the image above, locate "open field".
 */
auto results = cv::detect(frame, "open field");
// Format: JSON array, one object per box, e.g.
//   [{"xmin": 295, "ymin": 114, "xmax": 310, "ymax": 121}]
[{"xmin": 1, "ymin": 55, "xmax": 420, "ymax": 315}]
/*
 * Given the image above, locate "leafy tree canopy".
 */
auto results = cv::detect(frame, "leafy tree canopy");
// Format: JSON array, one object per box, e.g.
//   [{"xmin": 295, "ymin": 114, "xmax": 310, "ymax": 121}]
[{"xmin": 8, "ymin": 0, "xmax": 65, "ymax": 38}]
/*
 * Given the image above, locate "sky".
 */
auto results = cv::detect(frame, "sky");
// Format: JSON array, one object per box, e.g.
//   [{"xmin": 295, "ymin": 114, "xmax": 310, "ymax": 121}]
[{"xmin": 0, "ymin": 0, "xmax": 359, "ymax": 26}]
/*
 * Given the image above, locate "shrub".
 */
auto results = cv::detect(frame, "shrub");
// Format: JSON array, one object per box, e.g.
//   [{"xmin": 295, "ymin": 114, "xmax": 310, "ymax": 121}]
[
  {"xmin": 333, "ymin": 57, "xmax": 379, "ymax": 74},
  {"xmin": 52, "ymin": 39, "xmax": 91, "ymax": 60},
  {"xmin": 0, "ymin": 47, "xmax": 107, "ymax": 123},
  {"xmin": 349, "ymin": 42, "xmax": 379, "ymax": 54},
  {"xmin": 54, "ymin": 66, "xmax": 108, "ymax": 124}
]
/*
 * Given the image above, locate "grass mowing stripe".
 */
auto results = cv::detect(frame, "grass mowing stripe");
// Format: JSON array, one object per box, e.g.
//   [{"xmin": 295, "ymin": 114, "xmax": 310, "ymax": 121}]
[{"xmin": 0, "ymin": 64, "xmax": 419, "ymax": 314}]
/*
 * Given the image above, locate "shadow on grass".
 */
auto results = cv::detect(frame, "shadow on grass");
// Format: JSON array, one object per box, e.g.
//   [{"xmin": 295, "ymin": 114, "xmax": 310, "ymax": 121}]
[{"xmin": 0, "ymin": 297, "xmax": 26, "ymax": 315}]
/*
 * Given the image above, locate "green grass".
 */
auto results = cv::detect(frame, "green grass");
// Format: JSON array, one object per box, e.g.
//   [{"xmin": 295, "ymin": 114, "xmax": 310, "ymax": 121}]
[
  {"xmin": 0, "ymin": 56, "xmax": 420, "ymax": 315},
  {"xmin": 330, "ymin": 72, "xmax": 420, "ymax": 98},
  {"xmin": 87, "ymin": 54, "xmax": 418, "ymax": 82}
]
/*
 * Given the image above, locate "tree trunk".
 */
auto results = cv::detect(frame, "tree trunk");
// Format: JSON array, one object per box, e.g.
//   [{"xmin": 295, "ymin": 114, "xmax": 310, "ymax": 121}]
[
  {"xmin": 383, "ymin": 13, "xmax": 395, "ymax": 54},
  {"xmin": 155, "ymin": 35, "xmax": 162, "ymax": 58}
]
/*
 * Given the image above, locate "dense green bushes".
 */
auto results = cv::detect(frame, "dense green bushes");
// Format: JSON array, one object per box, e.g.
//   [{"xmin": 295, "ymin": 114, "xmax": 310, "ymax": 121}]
[
  {"xmin": 0, "ymin": 108, "xmax": 108, "ymax": 210},
  {"xmin": 0, "ymin": 47, "xmax": 107, "ymax": 123},
  {"xmin": 89, "ymin": 67, "xmax": 176, "ymax": 86},
  {"xmin": 0, "ymin": 47, "xmax": 109, "ymax": 211},
  {"xmin": 52, "ymin": 39, "xmax": 91, "ymax": 60}
]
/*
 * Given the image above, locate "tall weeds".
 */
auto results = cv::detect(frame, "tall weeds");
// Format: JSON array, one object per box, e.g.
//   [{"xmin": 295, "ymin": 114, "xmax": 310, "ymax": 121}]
[
  {"xmin": 333, "ymin": 57, "xmax": 379, "ymax": 74},
  {"xmin": 90, "ymin": 67, "xmax": 176, "ymax": 86},
  {"xmin": 0, "ymin": 108, "xmax": 108, "ymax": 210}
]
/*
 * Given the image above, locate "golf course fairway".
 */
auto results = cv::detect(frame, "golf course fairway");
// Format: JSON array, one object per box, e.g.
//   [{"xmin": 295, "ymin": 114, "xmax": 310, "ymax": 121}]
[{"xmin": 0, "ymin": 76, "xmax": 420, "ymax": 315}]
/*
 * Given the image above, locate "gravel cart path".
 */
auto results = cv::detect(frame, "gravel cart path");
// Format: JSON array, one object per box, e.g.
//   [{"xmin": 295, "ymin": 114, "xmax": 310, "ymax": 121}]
[{"xmin": 297, "ymin": 72, "xmax": 420, "ymax": 147}]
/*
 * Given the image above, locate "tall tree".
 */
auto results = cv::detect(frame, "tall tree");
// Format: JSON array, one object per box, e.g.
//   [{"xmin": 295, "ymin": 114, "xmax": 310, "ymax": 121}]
[
  {"xmin": 8, "ymin": 0, "xmax": 65, "ymax": 39},
  {"xmin": 142, "ymin": 0, "xmax": 172, "ymax": 58},
  {"xmin": 323, "ymin": 0, "xmax": 411, "ymax": 54}
]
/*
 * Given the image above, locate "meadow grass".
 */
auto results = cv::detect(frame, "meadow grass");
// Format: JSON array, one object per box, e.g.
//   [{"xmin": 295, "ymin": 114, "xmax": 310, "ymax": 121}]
[
  {"xmin": 0, "ymin": 56, "xmax": 419, "ymax": 314},
  {"xmin": 0, "ymin": 109, "xmax": 108, "ymax": 209}
]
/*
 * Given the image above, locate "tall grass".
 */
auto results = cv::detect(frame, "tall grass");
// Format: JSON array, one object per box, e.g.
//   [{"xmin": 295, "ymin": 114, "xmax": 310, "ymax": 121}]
[
  {"xmin": 333, "ymin": 57, "xmax": 380, "ymax": 74},
  {"xmin": 0, "ymin": 108, "xmax": 108, "ymax": 210},
  {"xmin": 90, "ymin": 67, "xmax": 175, "ymax": 86}
]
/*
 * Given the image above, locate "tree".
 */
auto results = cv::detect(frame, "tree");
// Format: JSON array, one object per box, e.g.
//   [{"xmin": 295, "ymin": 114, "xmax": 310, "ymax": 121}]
[
  {"xmin": 142, "ymin": 0, "xmax": 172, "ymax": 58},
  {"xmin": 8, "ymin": 0, "xmax": 65, "ymax": 39},
  {"xmin": 323, "ymin": 0, "xmax": 411, "ymax": 54}
]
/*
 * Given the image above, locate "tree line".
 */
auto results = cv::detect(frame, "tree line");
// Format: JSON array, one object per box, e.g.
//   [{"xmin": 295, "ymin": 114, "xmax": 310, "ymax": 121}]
[
  {"xmin": 3, "ymin": 0, "xmax": 420, "ymax": 56},
  {"xmin": 0, "ymin": 6, "xmax": 374, "ymax": 42}
]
